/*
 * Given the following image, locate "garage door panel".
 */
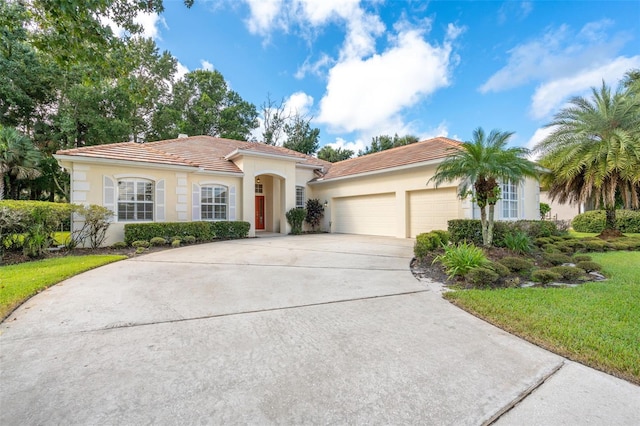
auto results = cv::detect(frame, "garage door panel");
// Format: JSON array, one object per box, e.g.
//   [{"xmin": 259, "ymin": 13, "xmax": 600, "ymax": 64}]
[
  {"xmin": 334, "ymin": 193, "xmax": 395, "ymax": 237},
  {"xmin": 409, "ymin": 188, "xmax": 458, "ymax": 237}
]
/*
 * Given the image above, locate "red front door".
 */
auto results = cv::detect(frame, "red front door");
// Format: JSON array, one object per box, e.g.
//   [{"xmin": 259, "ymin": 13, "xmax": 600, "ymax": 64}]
[{"xmin": 255, "ymin": 196, "xmax": 265, "ymax": 230}]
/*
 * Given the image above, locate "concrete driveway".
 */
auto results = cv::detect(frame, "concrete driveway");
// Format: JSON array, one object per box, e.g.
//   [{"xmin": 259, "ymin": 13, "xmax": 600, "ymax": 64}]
[{"xmin": 1, "ymin": 234, "xmax": 638, "ymax": 424}]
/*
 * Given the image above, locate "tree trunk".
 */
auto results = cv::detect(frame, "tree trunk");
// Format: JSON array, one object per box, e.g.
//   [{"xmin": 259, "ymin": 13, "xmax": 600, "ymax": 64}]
[
  {"xmin": 486, "ymin": 203, "xmax": 496, "ymax": 247},
  {"xmin": 0, "ymin": 173, "xmax": 5, "ymax": 200},
  {"xmin": 480, "ymin": 206, "xmax": 488, "ymax": 246},
  {"xmin": 605, "ymin": 207, "xmax": 616, "ymax": 230}
]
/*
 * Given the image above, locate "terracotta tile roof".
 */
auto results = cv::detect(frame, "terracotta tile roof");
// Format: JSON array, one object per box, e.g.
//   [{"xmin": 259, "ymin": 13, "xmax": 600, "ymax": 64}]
[
  {"xmin": 316, "ymin": 137, "xmax": 461, "ymax": 181},
  {"xmin": 56, "ymin": 135, "xmax": 331, "ymax": 173}
]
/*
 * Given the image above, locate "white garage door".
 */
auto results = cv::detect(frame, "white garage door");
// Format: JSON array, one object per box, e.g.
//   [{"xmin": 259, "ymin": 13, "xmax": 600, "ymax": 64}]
[
  {"xmin": 333, "ymin": 193, "xmax": 396, "ymax": 236},
  {"xmin": 408, "ymin": 188, "xmax": 458, "ymax": 237}
]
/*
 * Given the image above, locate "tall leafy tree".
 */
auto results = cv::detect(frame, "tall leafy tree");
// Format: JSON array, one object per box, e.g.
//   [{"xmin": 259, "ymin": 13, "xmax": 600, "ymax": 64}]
[
  {"xmin": 535, "ymin": 82, "xmax": 640, "ymax": 235},
  {"xmin": 155, "ymin": 70, "xmax": 258, "ymax": 140},
  {"xmin": 120, "ymin": 38, "xmax": 177, "ymax": 142},
  {"xmin": 0, "ymin": 1, "xmax": 58, "ymax": 132},
  {"xmin": 358, "ymin": 134, "xmax": 419, "ymax": 156},
  {"xmin": 430, "ymin": 127, "xmax": 538, "ymax": 247},
  {"xmin": 317, "ymin": 145, "xmax": 353, "ymax": 162},
  {"xmin": 0, "ymin": 126, "xmax": 42, "ymax": 200},
  {"xmin": 282, "ymin": 113, "xmax": 320, "ymax": 155}
]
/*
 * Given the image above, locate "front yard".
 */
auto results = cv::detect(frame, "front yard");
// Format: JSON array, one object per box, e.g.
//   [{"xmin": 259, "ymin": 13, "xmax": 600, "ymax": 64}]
[{"xmin": 445, "ymin": 251, "xmax": 640, "ymax": 385}]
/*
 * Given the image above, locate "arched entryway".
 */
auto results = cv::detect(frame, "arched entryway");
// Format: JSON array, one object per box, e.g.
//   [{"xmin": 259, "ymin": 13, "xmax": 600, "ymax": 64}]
[{"xmin": 254, "ymin": 173, "xmax": 285, "ymax": 233}]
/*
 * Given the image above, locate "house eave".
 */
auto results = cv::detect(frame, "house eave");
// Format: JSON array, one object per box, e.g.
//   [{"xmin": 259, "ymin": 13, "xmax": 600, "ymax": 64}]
[
  {"xmin": 308, "ymin": 158, "xmax": 444, "ymax": 185},
  {"xmin": 53, "ymin": 154, "xmax": 244, "ymax": 176},
  {"xmin": 225, "ymin": 149, "xmax": 300, "ymax": 162}
]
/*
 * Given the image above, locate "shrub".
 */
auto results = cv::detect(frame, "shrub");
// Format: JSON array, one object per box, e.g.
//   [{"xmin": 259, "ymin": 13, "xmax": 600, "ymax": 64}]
[
  {"xmin": 150, "ymin": 237, "xmax": 167, "ymax": 246},
  {"xmin": 572, "ymin": 209, "xmax": 640, "ymax": 233},
  {"xmin": 540, "ymin": 202, "xmax": 551, "ymax": 219},
  {"xmin": 608, "ymin": 242, "xmax": 630, "ymax": 251},
  {"xmin": 535, "ymin": 237, "xmax": 553, "ymax": 246},
  {"xmin": 414, "ymin": 232, "xmax": 442, "ymax": 259},
  {"xmin": 572, "ymin": 254, "xmax": 592, "ymax": 262},
  {"xmin": 431, "ymin": 230, "xmax": 450, "ymax": 245},
  {"xmin": 466, "ymin": 266, "xmax": 499, "ymax": 287},
  {"xmin": 111, "ymin": 241, "xmax": 127, "ymax": 249},
  {"xmin": 171, "ymin": 239, "xmax": 181, "ymax": 248},
  {"xmin": 183, "ymin": 235, "xmax": 196, "ymax": 244},
  {"xmin": 531, "ymin": 269, "xmax": 562, "ymax": 284},
  {"xmin": 542, "ymin": 252, "xmax": 572, "ymax": 265},
  {"xmin": 576, "ymin": 261, "xmax": 601, "ymax": 272},
  {"xmin": 448, "ymin": 219, "xmax": 482, "ymax": 245},
  {"xmin": 69, "ymin": 205, "xmax": 113, "ymax": 249},
  {"xmin": 432, "ymin": 242, "xmax": 488, "ymax": 279},
  {"xmin": 498, "ymin": 256, "xmax": 533, "ymax": 273},
  {"xmin": 584, "ymin": 240, "xmax": 606, "ymax": 252},
  {"xmin": 135, "ymin": 247, "xmax": 146, "ymax": 254},
  {"xmin": 286, "ymin": 207, "xmax": 306, "ymax": 235},
  {"xmin": 0, "ymin": 200, "xmax": 75, "ymax": 258},
  {"xmin": 211, "ymin": 221, "xmax": 250, "ymax": 239},
  {"xmin": 550, "ymin": 265, "xmax": 585, "ymax": 281},
  {"xmin": 131, "ymin": 240, "xmax": 150, "ymax": 248},
  {"xmin": 304, "ymin": 199, "xmax": 324, "ymax": 231},
  {"xmin": 487, "ymin": 261, "xmax": 511, "ymax": 277},
  {"xmin": 125, "ymin": 222, "xmax": 212, "ymax": 244},
  {"xmin": 504, "ymin": 231, "xmax": 533, "ymax": 254},
  {"xmin": 513, "ymin": 220, "xmax": 560, "ymax": 238},
  {"xmin": 542, "ymin": 243, "xmax": 560, "ymax": 253}
]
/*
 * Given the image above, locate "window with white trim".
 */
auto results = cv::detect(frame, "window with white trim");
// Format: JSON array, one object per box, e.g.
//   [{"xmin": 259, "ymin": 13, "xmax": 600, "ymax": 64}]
[
  {"xmin": 117, "ymin": 179, "xmax": 154, "ymax": 221},
  {"xmin": 296, "ymin": 186, "xmax": 305, "ymax": 208},
  {"xmin": 255, "ymin": 183, "xmax": 263, "ymax": 194},
  {"xmin": 502, "ymin": 181, "xmax": 518, "ymax": 219},
  {"xmin": 202, "ymin": 185, "xmax": 228, "ymax": 220}
]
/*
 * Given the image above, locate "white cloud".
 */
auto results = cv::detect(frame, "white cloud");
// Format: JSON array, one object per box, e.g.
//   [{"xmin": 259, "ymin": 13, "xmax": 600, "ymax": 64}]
[
  {"xmin": 295, "ymin": 53, "xmax": 333, "ymax": 79},
  {"xmin": 101, "ymin": 12, "xmax": 167, "ymax": 40},
  {"xmin": 497, "ymin": 1, "xmax": 533, "ymax": 25},
  {"xmin": 284, "ymin": 91, "xmax": 314, "ymax": 116},
  {"xmin": 530, "ymin": 55, "xmax": 640, "ymax": 119},
  {"xmin": 325, "ymin": 137, "xmax": 367, "ymax": 155},
  {"xmin": 200, "ymin": 60, "xmax": 214, "ymax": 71},
  {"xmin": 175, "ymin": 62, "xmax": 189, "ymax": 81},
  {"xmin": 317, "ymin": 27, "xmax": 458, "ymax": 133},
  {"xmin": 525, "ymin": 126, "xmax": 555, "ymax": 157},
  {"xmin": 244, "ymin": 0, "xmax": 284, "ymax": 35},
  {"xmin": 480, "ymin": 20, "xmax": 627, "ymax": 93}
]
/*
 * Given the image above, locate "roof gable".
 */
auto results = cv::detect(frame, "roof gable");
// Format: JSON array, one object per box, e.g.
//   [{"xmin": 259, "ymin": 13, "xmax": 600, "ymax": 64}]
[{"xmin": 317, "ymin": 137, "xmax": 461, "ymax": 181}]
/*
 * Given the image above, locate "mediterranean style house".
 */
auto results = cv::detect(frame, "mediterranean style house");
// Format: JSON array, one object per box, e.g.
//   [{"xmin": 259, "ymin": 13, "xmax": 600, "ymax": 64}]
[{"xmin": 54, "ymin": 135, "xmax": 541, "ymax": 245}]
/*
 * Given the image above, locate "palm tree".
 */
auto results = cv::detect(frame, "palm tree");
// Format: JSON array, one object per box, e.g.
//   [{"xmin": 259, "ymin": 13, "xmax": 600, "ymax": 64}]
[
  {"xmin": 430, "ymin": 127, "xmax": 538, "ymax": 247},
  {"xmin": 534, "ymin": 82, "xmax": 640, "ymax": 235},
  {"xmin": 0, "ymin": 126, "xmax": 42, "ymax": 200}
]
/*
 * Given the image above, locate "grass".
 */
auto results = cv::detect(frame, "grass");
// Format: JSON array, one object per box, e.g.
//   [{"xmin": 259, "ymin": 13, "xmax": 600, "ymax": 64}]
[
  {"xmin": 444, "ymin": 251, "xmax": 640, "ymax": 384},
  {"xmin": 568, "ymin": 230, "xmax": 640, "ymax": 238},
  {"xmin": 0, "ymin": 255, "xmax": 126, "ymax": 320}
]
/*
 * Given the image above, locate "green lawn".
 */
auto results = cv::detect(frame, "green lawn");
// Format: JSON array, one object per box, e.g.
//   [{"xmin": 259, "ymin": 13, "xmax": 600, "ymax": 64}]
[
  {"xmin": 0, "ymin": 255, "xmax": 126, "ymax": 320},
  {"xmin": 444, "ymin": 251, "xmax": 640, "ymax": 384},
  {"xmin": 568, "ymin": 230, "xmax": 640, "ymax": 238}
]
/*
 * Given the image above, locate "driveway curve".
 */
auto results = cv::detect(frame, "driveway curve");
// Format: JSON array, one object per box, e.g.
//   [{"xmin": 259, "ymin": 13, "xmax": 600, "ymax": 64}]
[{"xmin": 1, "ymin": 234, "xmax": 638, "ymax": 424}]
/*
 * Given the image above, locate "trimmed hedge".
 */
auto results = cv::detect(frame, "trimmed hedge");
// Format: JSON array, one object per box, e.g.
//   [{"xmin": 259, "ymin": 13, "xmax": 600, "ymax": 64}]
[
  {"xmin": 414, "ymin": 231, "xmax": 444, "ymax": 259},
  {"xmin": 572, "ymin": 209, "xmax": 640, "ymax": 233},
  {"xmin": 210, "ymin": 221, "xmax": 251, "ymax": 239},
  {"xmin": 124, "ymin": 221, "xmax": 250, "ymax": 245},
  {"xmin": 448, "ymin": 219, "xmax": 561, "ymax": 246}
]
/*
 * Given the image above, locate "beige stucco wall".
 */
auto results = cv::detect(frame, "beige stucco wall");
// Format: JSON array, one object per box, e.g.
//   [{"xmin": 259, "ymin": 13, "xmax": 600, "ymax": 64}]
[
  {"xmin": 58, "ymin": 153, "xmax": 321, "ymax": 245},
  {"xmin": 310, "ymin": 167, "xmax": 541, "ymax": 238},
  {"xmin": 309, "ymin": 163, "xmax": 464, "ymax": 238},
  {"xmin": 540, "ymin": 191, "xmax": 582, "ymax": 222}
]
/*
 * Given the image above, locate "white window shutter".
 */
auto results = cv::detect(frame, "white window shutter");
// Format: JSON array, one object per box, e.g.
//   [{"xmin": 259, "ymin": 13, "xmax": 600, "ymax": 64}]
[
  {"xmin": 229, "ymin": 185, "xmax": 236, "ymax": 220},
  {"xmin": 192, "ymin": 183, "xmax": 201, "ymax": 220},
  {"xmin": 156, "ymin": 179, "xmax": 165, "ymax": 222},
  {"xmin": 103, "ymin": 176, "xmax": 116, "ymax": 220}
]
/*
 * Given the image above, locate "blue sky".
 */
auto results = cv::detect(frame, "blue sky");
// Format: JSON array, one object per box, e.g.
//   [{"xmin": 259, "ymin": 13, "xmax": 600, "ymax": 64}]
[{"xmin": 126, "ymin": 0, "xmax": 639, "ymax": 153}]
